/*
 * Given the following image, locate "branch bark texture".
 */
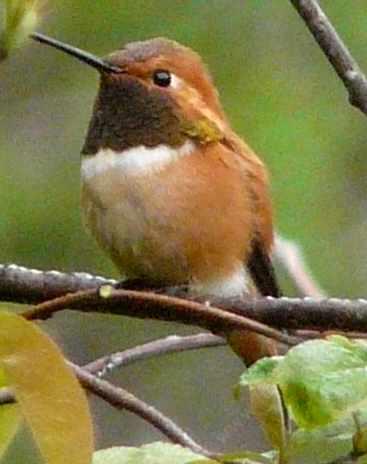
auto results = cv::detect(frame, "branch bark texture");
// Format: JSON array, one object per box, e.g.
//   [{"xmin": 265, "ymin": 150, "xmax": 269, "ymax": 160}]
[
  {"xmin": 84, "ymin": 333, "xmax": 225, "ymax": 377},
  {"xmin": 290, "ymin": 0, "xmax": 367, "ymax": 115},
  {"xmin": 21, "ymin": 287, "xmax": 299, "ymax": 346},
  {"xmin": 2, "ymin": 264, "xmax": 367, "ymax": 336},
  {"xmin": 70, "ymin": 362, "xmax": 212, "ymax": 456}
]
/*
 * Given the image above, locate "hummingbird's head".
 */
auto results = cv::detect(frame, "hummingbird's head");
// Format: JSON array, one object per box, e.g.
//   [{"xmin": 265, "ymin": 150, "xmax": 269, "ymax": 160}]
[{"xmin": 32, "ymin": 34, "xmax": 226, "ymax": 154}]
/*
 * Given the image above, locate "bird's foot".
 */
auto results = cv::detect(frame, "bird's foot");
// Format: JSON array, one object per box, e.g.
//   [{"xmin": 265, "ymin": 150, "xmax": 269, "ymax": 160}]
[
  {"xmin": 113, "ymin": 278, "xmax": 163, "ymax": 292},
  {"xmin": 113, "ymin": 278, "xmax": 189, "ymax": 296}
]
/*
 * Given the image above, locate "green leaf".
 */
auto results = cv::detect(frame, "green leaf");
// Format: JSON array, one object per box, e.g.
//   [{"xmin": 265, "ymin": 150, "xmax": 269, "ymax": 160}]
[
  {"xmin": 92, "ymin": 442, "xmax": 208, "ymax": 464},
  {"xmin": 280, "ymin": 337, "xmax": 367, "ymax": 428},
  {"xmin": 249, "ymin": 385, "xmax": 287, "ymax": 457},
  {"xmin": 353, "ymin": 412, "xmax": 367, "ymax": 456},
  {"xmin": 238, "ymin": 360, "xmax": 287, "ymax": 457},
  {"xmin": 0, "ymin": 403, "xmax": 21, "ymax": 460},
  {"xmin": 0, "ymin": 310, "xmax": 94, "ymax": 464},
  {"xmin": 0, "ymin": 368, "xmax": 8, "ymax": 388},
  {"xmin": 238, "ymin": 357, "xmax": 282, "ymax": 388},
  {"xmin": 0, "ymin": 367, "xmax": 21, "ymax": 459},
  {"xmin": 239, "ymin": 337, "xmax": 367, "ymax": 429},
  {"xmin": 218, "ymin": 450, "xmax": 276, "ymax": 464},
  {"xmin": 285, "ymin": 416, "xmax": 354, "ymax": 464}
]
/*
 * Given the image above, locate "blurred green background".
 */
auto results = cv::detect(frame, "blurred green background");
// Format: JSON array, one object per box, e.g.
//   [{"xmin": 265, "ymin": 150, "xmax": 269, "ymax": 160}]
[{"xmin": 1, "ymin": 0, "xmax": 367, "ymax": 460}]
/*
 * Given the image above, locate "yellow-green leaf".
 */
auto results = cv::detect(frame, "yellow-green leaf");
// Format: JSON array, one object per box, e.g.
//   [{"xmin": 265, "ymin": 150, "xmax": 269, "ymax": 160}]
[
  {"xmin": 218, "ymin": 451, "xmax": 276, "ymax": 464},
  {"xmin": 0, "ymin": 366, "xmax": 21, "ymax": 459},
  {"xmin": 93, "ymin": 442, "xmax": 207, "ymax": 464},
  {"xmin": 239, "ymin": 337, "xmax": 367, "ymax": 429},
  {"xmin": 0, "ymin": 403, "xmax": 20, "ymax": 459},
  {"xmin": 285, "ymin": 417, "xmax": 354, "ymax": 464},
  {"xmin": 249, "ymin": 385, "xmax": 287, "ymax": 457},
  {"xmin": 353, "ymin": 413, "xmax": 367, "ymax": 456},
  {"xmin": 0, "ymin": 310, "xmax": 94, "ymax": 464}
]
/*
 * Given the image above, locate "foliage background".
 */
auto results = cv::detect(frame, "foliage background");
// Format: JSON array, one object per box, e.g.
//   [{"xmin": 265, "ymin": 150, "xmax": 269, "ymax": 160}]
[{"xmin": 1, "ymin": 0, "xmax": 367, "ymax": 461}]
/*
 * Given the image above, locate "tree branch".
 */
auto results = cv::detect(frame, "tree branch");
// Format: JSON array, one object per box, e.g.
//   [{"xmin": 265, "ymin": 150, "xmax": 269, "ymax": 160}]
[
  {"xmin": 290, "ymin": 0, "xmax": 367, "ymax": 115},
  {"xmin": 0, "ymin": 263, "xmax": 116, "ymax": 303},
  {"xmin": 69, "ymin": 362, "xmax": 213, "ymax": 456},
  {"xmin": 2, "ymin": 264, "xmax": 367, "ymax": 336},
  {"xmin": 0, "ymin": 360, "xmax": 214, "ymax": 456},
  {"xmin": 20, "ymin": 287, "xmax": 299, "ymax": 346},
  {"xmin": 84, "ymin": 333, "xmax": 225, "ymax": 377}
]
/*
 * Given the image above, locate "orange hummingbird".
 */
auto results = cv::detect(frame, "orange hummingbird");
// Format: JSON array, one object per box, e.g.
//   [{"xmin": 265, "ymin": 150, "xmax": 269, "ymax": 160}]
[{"xmin": 32, "ymin": 33, "xmax": 280, "ymax": 363}]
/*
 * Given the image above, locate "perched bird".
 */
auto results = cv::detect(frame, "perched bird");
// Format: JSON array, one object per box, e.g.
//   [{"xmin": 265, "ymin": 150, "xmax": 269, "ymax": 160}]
[{"xmin": 32, "ymin": 34, "xmax": 280, "ymax": 363}]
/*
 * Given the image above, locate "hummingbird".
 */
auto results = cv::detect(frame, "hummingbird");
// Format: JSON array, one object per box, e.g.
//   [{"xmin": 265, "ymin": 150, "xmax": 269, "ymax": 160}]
[{"xmin": 31, "ymin": 33, "xmax": 281, "ymax": 363}]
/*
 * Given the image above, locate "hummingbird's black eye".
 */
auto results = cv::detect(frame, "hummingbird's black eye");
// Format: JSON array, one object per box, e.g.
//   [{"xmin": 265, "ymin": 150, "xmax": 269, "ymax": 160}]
[{"xmin": 153, "ymin": 69, "xmax": 171, "ymax": 87}]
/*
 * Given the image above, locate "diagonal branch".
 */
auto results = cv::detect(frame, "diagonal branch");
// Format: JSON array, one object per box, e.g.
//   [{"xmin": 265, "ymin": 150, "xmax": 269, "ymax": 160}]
[
  {"xmin": 69, "ymin": 362, "xmax": 213, "ymax": 456},
  {"xmin": 0, "ymin": 361, "xmax": 214, "ymax": 456},
  {"xmin": 20, "ymin": 287, "xmax": 300, "ymax": 346},
  {"xmin": 290, "ymin": 0, "xmax": 367, "ymax": 115},
  {"xmin": 84, "ymin": 333, "xmax": 225, "ymax": 377}
]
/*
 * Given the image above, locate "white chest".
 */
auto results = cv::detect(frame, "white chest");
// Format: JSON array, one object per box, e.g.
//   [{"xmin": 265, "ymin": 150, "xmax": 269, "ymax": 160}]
[
  {"xmin": 81, "ymin": 141, "xmax": 195, "ymax": 181},
  {"xmin": 80, "ymin": 141, "xmax": 196, "ymax": 271}
]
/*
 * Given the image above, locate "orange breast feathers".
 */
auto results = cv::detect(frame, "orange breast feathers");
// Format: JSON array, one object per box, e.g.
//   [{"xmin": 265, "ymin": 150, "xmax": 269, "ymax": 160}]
[{"xmin": 80, "ymin": 138, "xmax": 273, "ymax": 297}]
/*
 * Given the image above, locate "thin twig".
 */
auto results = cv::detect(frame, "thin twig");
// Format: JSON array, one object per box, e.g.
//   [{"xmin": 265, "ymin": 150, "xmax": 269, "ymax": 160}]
[
  {"xmin": 290, "ymin": 0, "xmax": 367, "ymax": 115},
  {"xmin": 69, "ymin": 362, "xmax": 212, "ymax": 456},
  {"xmin": 274, "ymin": 235, "xmax": 326, "ymax": 298},
  {"xmin": 84, "ymin": 333, "xmax": 225, "ymax": 377},
  {"xmin": 0, "ymin": 363, "xmax": 213, "ymax": 456}
]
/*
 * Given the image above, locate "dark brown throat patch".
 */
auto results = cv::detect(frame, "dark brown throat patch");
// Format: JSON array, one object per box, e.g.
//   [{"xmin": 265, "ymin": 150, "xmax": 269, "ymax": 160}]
[{"xmin": 82, "ymin": 75, "xmax": 186, "ymax": 154}]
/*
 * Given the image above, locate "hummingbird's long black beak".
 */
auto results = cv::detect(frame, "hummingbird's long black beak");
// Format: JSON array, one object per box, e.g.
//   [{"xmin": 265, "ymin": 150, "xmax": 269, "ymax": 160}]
[{"xmin": 30, "ymin": 32, "xmax": 123, "ymax": 74}]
